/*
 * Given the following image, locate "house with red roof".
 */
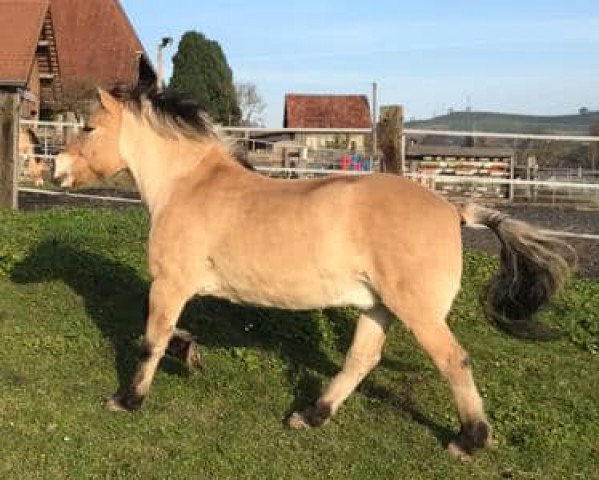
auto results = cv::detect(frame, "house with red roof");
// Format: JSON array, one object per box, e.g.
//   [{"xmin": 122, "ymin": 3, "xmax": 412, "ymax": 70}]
[
  {"xmin": 283, "ymin": 94, "xmax": 373, "ymax": 152},
  {"xmin": 244, "ymin": 94, "xmax": 374, "ymax": 169},
  {"xmin": 0, "ymin": 0, "xmax": 154, "ymax": 118}
]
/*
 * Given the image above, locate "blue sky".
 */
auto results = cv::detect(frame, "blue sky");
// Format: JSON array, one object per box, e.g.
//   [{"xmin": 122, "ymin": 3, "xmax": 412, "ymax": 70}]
[{"xmin": 121, "ymin": 0, "xmax": 599, "ymax": 126}]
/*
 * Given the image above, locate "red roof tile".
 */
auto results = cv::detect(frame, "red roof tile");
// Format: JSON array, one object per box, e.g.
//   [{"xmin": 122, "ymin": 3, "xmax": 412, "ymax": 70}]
[
  {"xmin": 0, "ymin": 0, "xmax": 49, "ymax": 85},
  {"xmin": 284, "ymin": 94, "xmax": 372, "ymax": 129}
]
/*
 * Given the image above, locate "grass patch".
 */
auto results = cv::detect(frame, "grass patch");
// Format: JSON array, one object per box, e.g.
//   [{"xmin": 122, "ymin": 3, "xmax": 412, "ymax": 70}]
[{"xmin": 0, "ymin": 207, "xmax": 597, "ymax": 479}]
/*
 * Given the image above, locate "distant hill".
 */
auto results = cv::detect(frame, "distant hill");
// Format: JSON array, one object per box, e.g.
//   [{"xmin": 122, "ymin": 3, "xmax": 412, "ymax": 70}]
[{"xmin": 405, "ymin": 110, "xmax": 599, "ymax": 135}]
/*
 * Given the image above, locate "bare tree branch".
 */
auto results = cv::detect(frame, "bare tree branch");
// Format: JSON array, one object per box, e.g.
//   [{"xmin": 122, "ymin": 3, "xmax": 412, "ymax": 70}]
[{"xmin": 235, "ymin": 82, "xmax": 266, "ymax": 127}]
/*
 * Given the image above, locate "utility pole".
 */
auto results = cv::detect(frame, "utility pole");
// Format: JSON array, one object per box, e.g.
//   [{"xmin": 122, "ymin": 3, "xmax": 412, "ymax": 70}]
[
  {"xmin": 0, "ymin": 92, "xmax": 19, "ymax": 209},
  {"xmin": 371, "ymin": 82, "xmax": 378, "ymax": 171},
  {"xmin": 156, "ymin": 37, "xmax": 173, "ymax": 92}
]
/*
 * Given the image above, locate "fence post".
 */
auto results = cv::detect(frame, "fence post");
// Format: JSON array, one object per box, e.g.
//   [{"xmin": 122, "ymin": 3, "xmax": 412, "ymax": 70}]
[
  {"xmin": 378, "ymin": 105, "xmax": 403, "ymax": 174},
  {"xmin": 509, "ymin": 155, "xmax": 515, "ymax": 202},
  {"xmin": 0, "ymin": 92, "xmax": 19, "ymax": 209},
  {"xmin": 371, "ymin": 82, "xmax": 378, "ymax": 171}
]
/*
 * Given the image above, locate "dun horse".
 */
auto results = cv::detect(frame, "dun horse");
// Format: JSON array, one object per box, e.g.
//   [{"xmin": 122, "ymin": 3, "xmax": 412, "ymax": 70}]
[{"xmin": 56, "ymin": 88, "xmax": 572, "ymax": 460}]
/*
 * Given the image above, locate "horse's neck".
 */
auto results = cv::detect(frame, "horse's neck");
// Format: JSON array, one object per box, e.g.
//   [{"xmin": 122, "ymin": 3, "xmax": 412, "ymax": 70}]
[{"xmin": 123, "ymin": 134, "xmax": 237, "ymax": 216}]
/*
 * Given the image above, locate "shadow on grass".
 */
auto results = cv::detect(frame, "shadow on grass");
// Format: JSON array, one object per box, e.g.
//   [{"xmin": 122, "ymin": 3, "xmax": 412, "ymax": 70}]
[
  {"xmin": 10, "ymin": 239, "xmax": 455, "ymax": 446},
  {"xmin": 359, "ymin": 380, "xmax": 455, "ymax": 448},
  {"xmin": 10, "ymin": 239, "xmax": 149, "ymax": 393}
]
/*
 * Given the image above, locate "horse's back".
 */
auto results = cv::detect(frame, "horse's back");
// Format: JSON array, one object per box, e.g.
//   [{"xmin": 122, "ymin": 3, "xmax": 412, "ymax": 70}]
[{"xmin": 158, "ymin": 170, "xmax": 462, "ymax": 274}]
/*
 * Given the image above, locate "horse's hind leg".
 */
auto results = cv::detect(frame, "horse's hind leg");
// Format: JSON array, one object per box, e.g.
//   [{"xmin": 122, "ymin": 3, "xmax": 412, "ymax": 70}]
[
  {"xmin": 386, "ymin": 292, "xmax": 491, "ymax": 460},
  {"xmin": 105, "ymin": 277, "xmax": 189, "ymax": 411},
  {"xmin": 288, "ymin": 304, "xmax": 392, "ymax": 429}
]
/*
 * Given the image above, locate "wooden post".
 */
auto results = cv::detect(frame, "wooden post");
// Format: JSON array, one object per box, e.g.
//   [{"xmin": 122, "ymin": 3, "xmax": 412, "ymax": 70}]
[
  {"xmin": 0, "ymin": 92, "xmax": 19, "ymax": 210},
  {"xmin": 378, "ymin": 105, "xmax": 403, "ymax": 174},
  {"xmin": 509, "ymin": 154, "xmax": 515, "ymax": 202},
  {"xmin": 281, "ymin": 147, "xmax": 288, "ymax": 168},
  {"xmin": 244, "ymin": 129, "xmax": 250, "ymax": 164}
]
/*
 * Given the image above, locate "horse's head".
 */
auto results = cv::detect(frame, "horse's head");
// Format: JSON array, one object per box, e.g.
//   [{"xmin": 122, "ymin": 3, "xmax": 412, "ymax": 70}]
[
  {"xmin": 54, "ymin": 140, "xmax": 99, "ymax": 187},
  {"xmin": 54, "ymin": 89, "xmax": 127, "ymax": 187}
]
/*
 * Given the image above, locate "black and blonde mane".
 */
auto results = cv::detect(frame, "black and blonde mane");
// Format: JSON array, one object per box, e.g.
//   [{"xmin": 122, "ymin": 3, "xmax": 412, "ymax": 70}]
[{"xmin": 110, "ymin": 85, "xmax": 253, "ymax": 169}]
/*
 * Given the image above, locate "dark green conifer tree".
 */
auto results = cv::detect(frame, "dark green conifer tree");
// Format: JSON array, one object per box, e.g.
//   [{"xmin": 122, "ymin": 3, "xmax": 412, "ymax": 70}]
[{"xmin": 169, "ymin": 31, "xmax": 240, "ymax": 125}]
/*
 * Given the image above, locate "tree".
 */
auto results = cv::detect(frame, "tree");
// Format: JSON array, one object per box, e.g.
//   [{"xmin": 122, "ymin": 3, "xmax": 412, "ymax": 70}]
[
  {"xmin": 169, "ymin": 31, "xmax": 240, "ymax": 125},
  {"xmin": 235, "ymin": 82, "xmax": 266, "ymax": 127}
]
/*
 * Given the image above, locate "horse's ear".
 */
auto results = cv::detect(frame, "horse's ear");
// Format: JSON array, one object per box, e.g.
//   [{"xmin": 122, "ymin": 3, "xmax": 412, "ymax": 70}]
[{"xmin": 97, "ymin": 88, "xmax": 122, "ymax": 114}]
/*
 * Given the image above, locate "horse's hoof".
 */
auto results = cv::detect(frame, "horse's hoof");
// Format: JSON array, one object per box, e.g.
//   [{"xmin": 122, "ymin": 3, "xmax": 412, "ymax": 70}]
[
  {"xmin": 287, "ymin": 411, "xmax": 311, "ymax": 429},
  {"xmin": 167, "ymin": 334, "xmax": 203, "ymax": 371},
  {"xmin": 104, "ymin": 394, "xmax": 129, "ymax": 412},
  {"xmin": 447, "ymin": 441, "xmax": 474, "ymax": 462},
  {"xmin": 185, "ymin": 342, "xmax": 204, "ymax": 371},
  {"xmin": 287, "ymin": 403, "xmax": 332, "ymax": 429},
  {"xmin": 103, "ymin": 392, "xmax": 143, "ymax": 412},
  {"xmin": 447, "ymin": 420, "xmax": 491, "ymax": 461}
]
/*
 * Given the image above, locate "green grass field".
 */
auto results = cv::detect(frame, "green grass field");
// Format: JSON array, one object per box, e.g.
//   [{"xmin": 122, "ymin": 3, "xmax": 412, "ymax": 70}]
[{"xmin": 0, "ymin": 208, "xmax": 597, "ymax": 479}]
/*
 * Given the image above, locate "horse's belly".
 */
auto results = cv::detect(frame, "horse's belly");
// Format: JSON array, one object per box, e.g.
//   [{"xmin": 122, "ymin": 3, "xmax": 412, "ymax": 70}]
[
  {"xmin": 200, "ymin": 271, "xmax": 377, "ymax": 311},
  {"xmin": 325, "ymin": 281, "xmax": 378, "ymax": 310}
]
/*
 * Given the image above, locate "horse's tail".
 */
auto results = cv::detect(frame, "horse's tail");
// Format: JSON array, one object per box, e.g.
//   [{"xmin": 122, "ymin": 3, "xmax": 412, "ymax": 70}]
[{"xmin": 458, "ymin": 203, "xmax": 575, "ymax": 340}]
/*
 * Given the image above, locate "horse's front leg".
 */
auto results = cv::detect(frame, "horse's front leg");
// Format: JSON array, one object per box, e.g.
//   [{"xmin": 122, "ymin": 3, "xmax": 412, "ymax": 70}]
[{"xmin": 105, "ymin": 277, "xmax": 190, "ymax": 411}]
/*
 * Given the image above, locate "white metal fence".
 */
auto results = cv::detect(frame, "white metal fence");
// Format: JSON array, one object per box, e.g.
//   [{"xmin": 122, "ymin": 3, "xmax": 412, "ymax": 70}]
[
  {"xmin": 16, "ymin": 122, "xmax": 599, "ymax": 209},
  {"xmin": 19, "ymin": 118, "xmax": 83, "ymax": 160},
  {"xmin": 399, "ymin": 128, "xmax": 599, "ymax": 207},
  {"xmin": 17, "ymin": 118, "xmax": 82, "ymax": 186}
]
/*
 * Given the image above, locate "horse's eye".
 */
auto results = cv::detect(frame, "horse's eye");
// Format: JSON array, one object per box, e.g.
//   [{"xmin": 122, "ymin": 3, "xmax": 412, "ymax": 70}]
[{"xmin": 82, "ymin": 125, "xmax": 95, "ymax": 133}]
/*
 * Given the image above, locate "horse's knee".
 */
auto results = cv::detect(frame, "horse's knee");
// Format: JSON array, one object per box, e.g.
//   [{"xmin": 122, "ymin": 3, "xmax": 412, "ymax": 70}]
[
  {"xmin": 450, "ymin": 347, "xmax": 471, "ymax": 373},
  {"xmin": 437, "ymin": 344, "xmax": 471, "ymax": 379},
  {"xmin": 460, "ymin": 353, "xmax": 471, "ymax": 369},
  {"xmin": 345, "ymin": 349, "xmax": 381, "ymax": 377}
]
